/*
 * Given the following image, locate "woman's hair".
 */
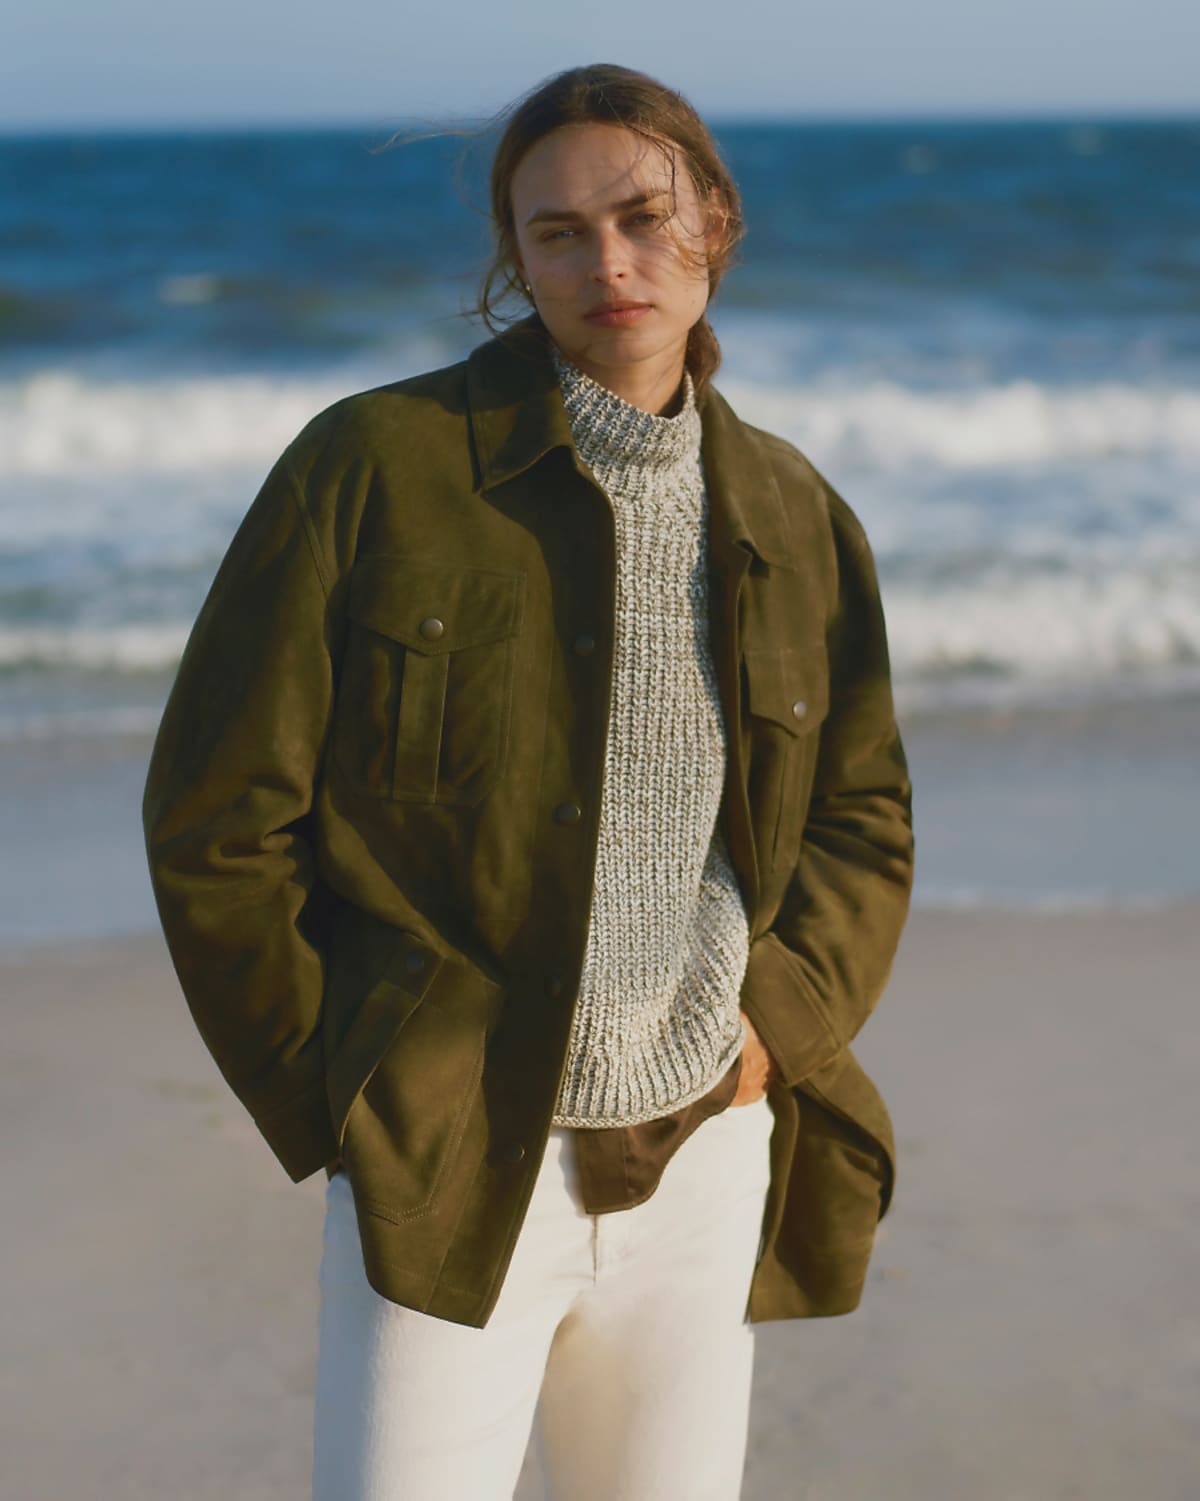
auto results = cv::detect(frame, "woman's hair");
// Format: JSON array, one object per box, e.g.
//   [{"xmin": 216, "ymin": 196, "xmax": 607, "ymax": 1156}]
[{"xmin": 477, "ymin": 63, "xmax": 744, "ymax": 391}]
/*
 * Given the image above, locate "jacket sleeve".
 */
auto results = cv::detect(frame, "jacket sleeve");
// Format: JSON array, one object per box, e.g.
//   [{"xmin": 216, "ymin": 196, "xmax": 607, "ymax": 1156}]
[
  {"xmin": 142, "ymin": 451, "xmax": 340, "ymax": 1182},
  {"xmin": 740, "ymin": 492, "xmax": 914, "ymax": 1087}
]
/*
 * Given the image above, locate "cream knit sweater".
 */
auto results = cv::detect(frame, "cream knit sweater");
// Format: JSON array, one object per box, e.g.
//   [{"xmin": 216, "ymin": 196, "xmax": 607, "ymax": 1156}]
[{"xmin": 550, "ymin": 351, "xmax": 751, "ymax": 1128}]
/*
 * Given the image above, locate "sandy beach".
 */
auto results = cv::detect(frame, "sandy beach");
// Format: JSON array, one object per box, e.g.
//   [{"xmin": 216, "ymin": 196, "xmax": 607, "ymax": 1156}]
[{"xmin": 3, "ymin": 904, "xmax": 1196, "ymax": 1500}]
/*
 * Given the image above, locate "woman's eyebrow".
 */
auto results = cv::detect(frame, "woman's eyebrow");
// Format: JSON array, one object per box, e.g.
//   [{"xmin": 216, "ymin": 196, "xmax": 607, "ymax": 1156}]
[{"xmin": 524, "ymin": 191, "xmax": 666, "ymax": 228}]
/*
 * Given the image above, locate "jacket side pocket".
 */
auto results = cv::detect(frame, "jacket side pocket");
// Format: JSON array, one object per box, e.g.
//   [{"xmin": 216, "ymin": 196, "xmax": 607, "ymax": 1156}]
[{"xmin": 325, "ymin": 930, "xmax": 506, "ymax": 1222}]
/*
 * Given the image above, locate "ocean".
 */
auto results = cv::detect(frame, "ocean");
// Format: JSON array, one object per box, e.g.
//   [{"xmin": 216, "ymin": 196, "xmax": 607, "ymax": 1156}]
[{"xmin": 1, "ymin": 116, "xmax": 1198, "ymax": 935}]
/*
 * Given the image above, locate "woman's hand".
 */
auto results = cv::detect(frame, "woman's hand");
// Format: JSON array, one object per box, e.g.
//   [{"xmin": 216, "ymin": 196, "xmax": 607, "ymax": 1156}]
[{"xmin": 732, "ymin": 1009, "xmax": 781, "ymax": 1106}]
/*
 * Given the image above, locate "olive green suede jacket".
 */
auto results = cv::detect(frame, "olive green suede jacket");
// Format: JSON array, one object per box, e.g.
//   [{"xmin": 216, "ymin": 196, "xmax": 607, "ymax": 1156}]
[{"xmin": 142, "ymin": 318, "xmax": 914, "ymax": 1329}]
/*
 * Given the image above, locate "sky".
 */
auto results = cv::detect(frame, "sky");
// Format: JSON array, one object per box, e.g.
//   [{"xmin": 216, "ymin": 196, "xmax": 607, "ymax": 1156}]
[{"xmin": 3, "ymin": 0, "xmax": 1198, "ymax": 130}]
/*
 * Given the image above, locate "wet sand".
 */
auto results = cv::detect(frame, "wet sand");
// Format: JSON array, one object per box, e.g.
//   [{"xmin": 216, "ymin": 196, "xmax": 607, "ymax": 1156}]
[{"xmin": 2, "ymin": 906, "xmax": 1196, "ymax": 1499}]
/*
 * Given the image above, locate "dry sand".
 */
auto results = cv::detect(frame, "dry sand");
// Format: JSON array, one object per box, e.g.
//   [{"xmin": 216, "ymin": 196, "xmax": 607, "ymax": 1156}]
[{"xmin": 2, "ymin": 908, "xmax": 1196, "ymax": 1500}]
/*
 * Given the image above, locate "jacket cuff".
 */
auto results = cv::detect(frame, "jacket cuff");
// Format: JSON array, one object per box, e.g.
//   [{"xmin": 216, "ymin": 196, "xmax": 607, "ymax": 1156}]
[
  {"xmin": 739, "ymin": 931, "xmax": 841, "ymax": 1087},
  {"xmin": 252, "ymin": 1077, "xmax": 338, "ymax": 1183}
]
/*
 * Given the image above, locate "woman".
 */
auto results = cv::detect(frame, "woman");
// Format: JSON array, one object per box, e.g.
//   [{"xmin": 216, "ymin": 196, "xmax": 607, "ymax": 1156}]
[{"xmin": 143, "ymin": 63, "xmax": 914, "ymax": 1501}]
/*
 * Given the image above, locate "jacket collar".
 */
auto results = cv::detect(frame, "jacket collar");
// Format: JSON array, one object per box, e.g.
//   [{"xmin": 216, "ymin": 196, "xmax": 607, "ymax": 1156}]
[{"xmin": 466, "ymin": 317, "xmax": 796, "ymax": 568}]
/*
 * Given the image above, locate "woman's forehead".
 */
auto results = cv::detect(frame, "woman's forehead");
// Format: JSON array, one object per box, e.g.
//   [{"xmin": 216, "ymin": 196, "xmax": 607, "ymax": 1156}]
[{"xmin": 512, "ymin": 124, "xmax": 684, "ymax": 211}]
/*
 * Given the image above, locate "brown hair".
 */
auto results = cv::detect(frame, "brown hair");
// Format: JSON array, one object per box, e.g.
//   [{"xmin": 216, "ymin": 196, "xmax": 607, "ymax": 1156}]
[{"xmin": 477, "ymin": 63, "xmax": 744, "ymax": 391}]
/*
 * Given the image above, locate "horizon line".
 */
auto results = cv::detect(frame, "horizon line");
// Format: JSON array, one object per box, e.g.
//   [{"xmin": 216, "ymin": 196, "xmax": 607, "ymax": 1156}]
[{"xmin": 1, "ymin": 103, "xmax": 1198, "ymax": 139}]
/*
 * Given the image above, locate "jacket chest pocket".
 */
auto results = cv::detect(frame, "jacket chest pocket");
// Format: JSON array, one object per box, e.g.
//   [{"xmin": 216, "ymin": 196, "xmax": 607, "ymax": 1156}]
[
  {"xmin": 333, "ymin": 555, "xmax": 525, "ymax": 806},
  {"xmin": 743, "ymin": 645, "xmax": 829, "ymax": 872}
]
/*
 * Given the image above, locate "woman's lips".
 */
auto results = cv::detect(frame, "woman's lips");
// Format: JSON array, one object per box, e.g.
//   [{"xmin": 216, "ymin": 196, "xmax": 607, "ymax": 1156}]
[{"xmin": 584, "ymin": 303, "xmax": 652, "ymax": 327}]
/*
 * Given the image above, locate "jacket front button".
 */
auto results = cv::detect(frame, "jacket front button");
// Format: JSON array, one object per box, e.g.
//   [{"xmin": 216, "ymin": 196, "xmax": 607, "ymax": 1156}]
[
  {"xmin": 572, "ymin": 632, "xmax": 596, "ymax": 656},
  {"xmin": 499, "ymin": 1142, "xmax": 525, "ymax": 1166},
  {"xmin": 791, "ymin": 698, "xmax": 807, "ymax": 721},
  {"xmin": 554, "ymin": 802, "xmax": 582, "ymax": 824},
  {"xmin": 548, "ymin": 972, "xmax": 565, "ymax": 997},
  {"xmin": 418, "ymin": 616, "xmax": 445, "ymax": 641}
]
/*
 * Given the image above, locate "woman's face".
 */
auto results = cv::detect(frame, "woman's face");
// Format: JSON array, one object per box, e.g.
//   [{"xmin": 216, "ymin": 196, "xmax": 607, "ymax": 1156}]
[{"xmin": 509, "ymin": 123, "xmax": 715, "ymax": 401}]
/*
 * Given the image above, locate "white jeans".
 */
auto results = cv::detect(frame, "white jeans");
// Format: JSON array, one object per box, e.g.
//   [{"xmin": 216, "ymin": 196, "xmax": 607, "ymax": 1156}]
[{"xmin": 311, "ymin": 1095, "xmax": 775, "ymax": 1501}]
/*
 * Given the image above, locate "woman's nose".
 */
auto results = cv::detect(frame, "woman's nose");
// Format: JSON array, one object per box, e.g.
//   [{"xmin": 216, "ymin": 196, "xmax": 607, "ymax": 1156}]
[{"xmin": 588, "ymin": 226, "xmax": 629, "ymax": 283}]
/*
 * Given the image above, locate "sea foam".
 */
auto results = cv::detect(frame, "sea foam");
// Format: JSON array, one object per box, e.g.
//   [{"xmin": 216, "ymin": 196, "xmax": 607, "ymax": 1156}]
[{"xmin": 2, "ymin": 368, "xmax": 1199, "ymax": 477}]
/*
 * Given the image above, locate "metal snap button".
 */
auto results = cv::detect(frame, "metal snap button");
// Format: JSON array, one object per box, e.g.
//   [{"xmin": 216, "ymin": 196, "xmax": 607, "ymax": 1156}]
[
  {"xmin": 554, "ymin": 802, "xmax": 582, "ymax": 824},
  {"xmin": 791, "ymin": 698, "xmax": 807, "ymax": 720},
  {"xmin": 418, "ymin": 616, "xmax": 445, "ymax": 641}
]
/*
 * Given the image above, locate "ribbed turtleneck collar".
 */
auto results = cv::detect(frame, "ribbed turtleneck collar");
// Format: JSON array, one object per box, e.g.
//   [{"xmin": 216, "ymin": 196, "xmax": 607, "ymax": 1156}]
[{"xmin": 553, "ymin": 347, "xmax": 702, "ymax": 480}]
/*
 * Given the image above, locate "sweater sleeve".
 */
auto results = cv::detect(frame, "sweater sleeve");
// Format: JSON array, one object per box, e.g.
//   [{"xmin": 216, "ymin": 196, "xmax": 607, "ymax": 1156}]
[{"xmin": 739, "ymin": 494, "xmax": 914, "ymax": 1087}]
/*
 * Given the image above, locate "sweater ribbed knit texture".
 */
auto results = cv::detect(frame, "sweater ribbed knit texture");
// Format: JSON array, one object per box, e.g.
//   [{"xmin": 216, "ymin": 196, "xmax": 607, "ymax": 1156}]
[{"xmin": 550, "ymin": 350, "xmax": 751, "ymax": 1128}]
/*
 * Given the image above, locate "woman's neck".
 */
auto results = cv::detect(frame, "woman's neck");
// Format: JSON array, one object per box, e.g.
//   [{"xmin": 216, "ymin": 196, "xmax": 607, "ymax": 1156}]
[{"xmin": 554, "ymin": 343, "xmax": 687, "ymax": 417}]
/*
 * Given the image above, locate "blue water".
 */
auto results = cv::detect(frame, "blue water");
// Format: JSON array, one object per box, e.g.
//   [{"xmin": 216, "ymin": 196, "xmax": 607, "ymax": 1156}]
[
  {"xmin": 1, "ymin": 117, "xmax": 1199, "ymax": 744},
  {"xmin": 4, "ymin": 120, "xmax": 1199, "ymax": 379}
]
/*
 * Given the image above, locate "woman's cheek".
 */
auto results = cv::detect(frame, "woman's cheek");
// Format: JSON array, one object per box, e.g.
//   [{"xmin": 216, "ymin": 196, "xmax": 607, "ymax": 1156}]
[{"xmin": 535, "ymin": 259, "xmax": 575, "ymax": 296}]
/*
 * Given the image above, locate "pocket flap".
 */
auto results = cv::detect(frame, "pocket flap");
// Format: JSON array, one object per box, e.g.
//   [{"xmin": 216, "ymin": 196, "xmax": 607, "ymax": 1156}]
[
  {"xmin": 325, "ymin": 943, "xmax": 506, "ymax": 1152},
  {"xmin": 348, "ymin": 555, "xmax": 525, "ymax": 653},
  {"xmin": 326, "ymin": 976, "xmax": 427, "ymax": 1146},
  {"xmin": 744, "ymin": 647, "xmax": 829, "ymax": 734}
]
